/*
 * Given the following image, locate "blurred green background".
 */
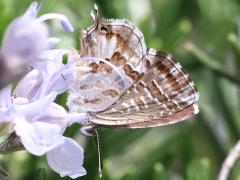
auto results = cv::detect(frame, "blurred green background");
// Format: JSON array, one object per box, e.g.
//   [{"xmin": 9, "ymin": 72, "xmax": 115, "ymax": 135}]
[{"xmin": 1, "ymin": 0, "xmax": 240, "ymax": 179}]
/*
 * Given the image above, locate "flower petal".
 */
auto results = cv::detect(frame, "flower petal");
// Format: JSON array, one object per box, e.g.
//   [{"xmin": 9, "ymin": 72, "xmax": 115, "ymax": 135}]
[
  {"xmin": 14, "ymin": 92, "xmax": 57, "ymax": 120},
  {"xmin": 34, "ymin": 103, "xmax": 67, "ymax": 129},
  {"xmin": 61, "ymin": 20, "xmax": 74, "ymax": 33},
  {"xmin": 1, "ymin": 17, "xmax": 48, "ymax": 68},
  {"xmin": 67, "ymin": 113, "xmax": 88, "ymax": 126},
  {"xmin": 0, "ymin": 85, "xmax": 12, "ymax": 108},
  {"xmin": 38, "ymin": 13, "xmax": 74, "ymax": 32},
  {"xmin": 14, "ymin": 117, "xmax": 64, "ymax": 156},
  {"xmin": 46, "ymin": 137, "xmax": 86, "ymax": 178},
  {"xmin": 40, "ymin": 49, "xmax": 69, "ymax": 69},
  {"xmin": 14, "ymin": 69, "xmax": 43, "ymax": 100},
  {"xmin": 28, "ymin": 50, "xmax": 70, "ymax": 98},
  {"xmin": 21, "ymin": 2, "xmax": 38, "ymax": 19},
  {"xmin": 47, "ymin": 37, "xmax": 61, "ymax": 49}
]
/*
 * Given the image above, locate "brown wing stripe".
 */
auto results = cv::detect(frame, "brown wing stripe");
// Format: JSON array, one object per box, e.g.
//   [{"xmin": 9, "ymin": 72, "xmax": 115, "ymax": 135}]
[
  {"xmin": 93, "ymin": 103, "xmax": 198, "ymax": 128},
  {"xmin": 123, "ymin": 64, "xmax": 141, "ymax": 80},
  {"xmin": 123, "ymin": 103, "xmax": 197, "ymax": 128}
]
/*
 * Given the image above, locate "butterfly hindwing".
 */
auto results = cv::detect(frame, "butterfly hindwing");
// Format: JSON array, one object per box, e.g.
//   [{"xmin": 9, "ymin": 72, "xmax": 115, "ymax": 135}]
[{"xmin": 92, "ymin": 48, "xmax": 199, "ymax": 127}]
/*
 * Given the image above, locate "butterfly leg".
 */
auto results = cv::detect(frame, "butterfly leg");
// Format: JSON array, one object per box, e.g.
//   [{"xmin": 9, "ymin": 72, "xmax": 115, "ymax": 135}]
[
  {"xmin": 81, "ymin": 125, "xmax": 103, "ymax": 177},
  {"xmin": 81, "ymin": 125, "xmax": 96, "ymax": 136}
]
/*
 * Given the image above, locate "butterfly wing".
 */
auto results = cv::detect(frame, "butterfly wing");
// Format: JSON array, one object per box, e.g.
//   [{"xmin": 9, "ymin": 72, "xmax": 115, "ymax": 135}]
[
  {"xmin": 91, "ymin": 48, "xmax": 199, "ymax": 128},
  {"xmin": 67, "ymin": 8, "xmax": 147, "ymax": 113}
]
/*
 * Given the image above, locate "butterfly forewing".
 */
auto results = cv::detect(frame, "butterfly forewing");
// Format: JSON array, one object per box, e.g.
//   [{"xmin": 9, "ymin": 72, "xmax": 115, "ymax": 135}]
[
  {"xmin": 81, "ymin": 18, "xmax": 147, "ymax": 74},
  {"xmin": 91, "ymin": 48, "xmax": 199, "ymax": 127},
  {"xmin": 67, "ymin": 13, "xmax": 147, "ymax": 112}
]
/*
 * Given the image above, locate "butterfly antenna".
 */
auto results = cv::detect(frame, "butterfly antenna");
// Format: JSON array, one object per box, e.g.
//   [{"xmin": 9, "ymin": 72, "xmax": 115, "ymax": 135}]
[
  {"xmin": 94, "ymin": 129, "xmax": 103, "ymax": 178},
  {"xmin": 90, "ymin": 4, "xmax": 99, "ymax": 26}
]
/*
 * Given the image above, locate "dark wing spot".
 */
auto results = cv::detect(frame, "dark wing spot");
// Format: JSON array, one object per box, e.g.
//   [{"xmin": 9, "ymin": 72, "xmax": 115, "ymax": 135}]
[
  {"xmin": 148, "ymin": 81, "xmax": 167, "ymax": 101},
  {"xmin": 84, "ymin": 98, "xmax": 102, "ymax": 104},
  {"xmin": 80, "ymin": 84, "xmax": 90, "ymax": 89},
  {"xmin": 89, "ymin": 62, "xmax": 99, "ymax": 73},
  {"xmin": 110, "ymin": 52, "xmax": 127, "ymax": 66},
  {"xmin": 136, "ymin": 82, "xmax": 145, "ymax": 91},
  {"xmin": 100, "ymin": 26, "xmax": 108, "ymax": 32},
  {"xmin": 102, "ymin": 89, "xmax": 119, "ymax": 98},
  {"xmin": 111, "ymin": 52, "xmax": 121, "ymax": 62},
  {"xmin": 123, "ymin": 64, "xmax": 140, "ymax": 81},
  {"xmin": 106, "ymin": 31, "xmax": 115, "ymax": 39},
  {"xmin": 155, "ymin": 61, "xmax": 169, "ymax": 74}
]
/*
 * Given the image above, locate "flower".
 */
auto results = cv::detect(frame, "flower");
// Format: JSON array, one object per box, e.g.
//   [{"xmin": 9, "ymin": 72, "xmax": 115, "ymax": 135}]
[
  {"xmin": 0, "ymin": 1, "xmax": 87, "ymax": 178},
  {"xmin": 12, "ymin": 50, "xmax": 87, "ymax": 178},
  {"xmin": 0, "ymin": 63, "xmax": 87, "ymax": 178},
  {"xmin": 0, "ymin": 85, "xmax": 14, "ymax": 123},
  {"xmin": 46, "ymin": 137, "xmax": 87, "ymax": 178},
  {"xmin": 0, "ymin": 1, "xmax": 74, "ymax": 81}
]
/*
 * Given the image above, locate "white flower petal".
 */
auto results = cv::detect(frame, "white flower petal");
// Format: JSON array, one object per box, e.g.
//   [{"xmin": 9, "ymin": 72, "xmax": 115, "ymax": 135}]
[
  {"xmin": 40, "ymin": 49, "xmax": 69, "ymax": 67},
  {"xmin": 38, "ymin": 13, "xmax": 74, "ymax": 32},
  {"xmin": 0, "ymin": 85, "xmax": 12, "ymax": 108},
  {"xmin": 44, "ymin": 66, "xmax": 69, "ymax": 95},
  {"xmin": 35, "ymin": 68, "xmax": 71, "ymax": 98},
  {"xmin": 61, "ymin": 20, "xmax": 74, "ymax": 33},
  {"xmin": 21, "ymin": 2, "xmax": 38, "ymax": 19},
  {"xmin": 34, "ymin": 103, "xmax": 67, "ymax": 129},
  {"xmin": 1, "ymin": 17, "xmax": 48, "ymax": 68},
  {"xmin": 46, "ymin": 137, "xmax": 86, "ymax": 178},
  {"xmin": 67, "ymin": 113, "xmax": 88, "ymax": 126},
  {"xmin": 15, "ymin": 92, "xmax": 57, "ymax": 120},
  {"xmin": 14, "ymin": 117, "xmax": 64, "ymax": 156},
  {"xmin": 0, "ymin": 106, "xmax": 15, "ymax": 123},
  {"xmin": 15, "ymin": 69, "xmax": 43, "ymax": 100},
  {"xmin": 47, "ymin": 37, "xmax": 61, "ymax": 49},
  {"xmin": 29, "ymin": 50, "xmax": 70, "ymax": 98}
]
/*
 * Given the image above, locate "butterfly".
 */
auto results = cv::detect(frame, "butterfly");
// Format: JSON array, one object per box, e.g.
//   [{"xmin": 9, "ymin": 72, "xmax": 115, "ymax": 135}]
[
  {"xmin": 66, "ymin": 4, "xmax": 199, "ymax": 177},
  {"xmin": 67, "ymin": 5, "xmax": 199, "ymax": 131}
]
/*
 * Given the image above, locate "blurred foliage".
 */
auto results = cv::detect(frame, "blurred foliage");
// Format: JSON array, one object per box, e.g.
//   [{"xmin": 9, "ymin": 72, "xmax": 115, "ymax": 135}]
[{"xmin": 1, "ymin": 0, "xmax": 240, "ymax": 179}]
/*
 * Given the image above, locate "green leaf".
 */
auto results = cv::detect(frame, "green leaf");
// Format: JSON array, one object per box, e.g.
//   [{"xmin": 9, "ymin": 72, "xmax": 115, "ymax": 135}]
[
  {"xmin": 35, "ymin": 168, "xmax": 47, "ymax": 180},
  {"xmin": 187, "ymin": 158, "xmax": 212, "ymax": 180},
  {"xmin": 153, "ymin": 163, "xmax": 166, "ymax": 180}
]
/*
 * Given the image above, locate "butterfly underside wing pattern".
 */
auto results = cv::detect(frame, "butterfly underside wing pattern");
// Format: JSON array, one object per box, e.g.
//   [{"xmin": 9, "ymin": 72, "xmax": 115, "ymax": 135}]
[
  {"xmin": 67, "ymin": 6, "xmax": 146, "ymax": 112},
  {"xmin": 67, "ymin": 5, "xmax": 199, "ymax": 128}
]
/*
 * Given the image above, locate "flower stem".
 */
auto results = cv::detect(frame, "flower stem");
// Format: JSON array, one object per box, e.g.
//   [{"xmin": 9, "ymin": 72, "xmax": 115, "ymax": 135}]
[
  {"xmin": 0, "ymin": 132, "xmax": 24, "ymax": 154},
  {"xmin": 227, "ymin": 33, "xmax": 240, "ymax": 69},
  {"xmin": 218, "ymin": 139, "xmax": 240, "ymax": 180}
]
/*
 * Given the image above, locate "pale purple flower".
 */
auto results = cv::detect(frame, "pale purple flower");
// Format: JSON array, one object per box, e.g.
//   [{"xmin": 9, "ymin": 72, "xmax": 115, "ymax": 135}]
[
  {"xmin": 1, "ymin": 1, "xmax": 74, "ymax": 71},
  {"xmin": 0, "ymin": 1, "xmax": 88, "ymax": 178},
  {"xmin": 0, "ymin": 85, "xmax": 14, "ymax": 123},
  {"xmin": 0, "ymin": 68, "xmax": 67, "ymax": 155},
  {"xmin": 12, "ymin": 51, "xmax": 87, "ymax": 178},
  {"xmin": 23, "ymin": 49, "xmax": 71, "ymax": 99},
  {"xmin": 47, "ymin": 137, "xmax": 87, "ymax": 178},
  {"xmin": 13, "ymin": 92, "xmax": 65, "ymax": 155},
  {"xmin": 0, "ymin": 66, "xmax": 87, "ymax": 178}
]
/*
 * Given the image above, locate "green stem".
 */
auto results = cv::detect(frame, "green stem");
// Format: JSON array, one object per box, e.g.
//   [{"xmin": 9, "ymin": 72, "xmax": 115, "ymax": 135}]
[
  {"xmin": 227, "ymin": 33, "xmax": 240, "ymax": 69},
  {"xmin": 0, "ymin": 132, "xmax": 24, "ymax": 154},
  {"xmin": 184, "ymin": 42, "xmax": 240, "ymax": 84},
  {"xmin": 0, "ymin": 166, "xmax": 8, "ymax": 180}
]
